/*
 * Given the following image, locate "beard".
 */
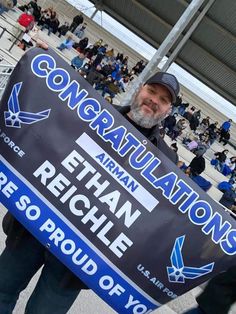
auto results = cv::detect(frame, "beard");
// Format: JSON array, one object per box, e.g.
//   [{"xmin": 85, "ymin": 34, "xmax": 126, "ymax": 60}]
[{"xmin": 129, "ymin": 99, "xmax": 168, "ymax": 128}]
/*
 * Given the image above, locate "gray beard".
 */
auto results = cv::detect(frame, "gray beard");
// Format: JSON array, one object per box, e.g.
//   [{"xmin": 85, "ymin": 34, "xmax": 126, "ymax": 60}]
[{"xmin": 129, "ymin": 106, "xmax": 167, "ymax": 128}]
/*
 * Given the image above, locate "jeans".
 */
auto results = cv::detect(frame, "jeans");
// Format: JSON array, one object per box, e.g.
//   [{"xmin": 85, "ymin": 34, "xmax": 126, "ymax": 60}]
[
  {"xmin": 0, "ymin": 234, "xmax": 82, "ymax": 314},
  {"xmin": 57, "ymin": 43, "xmax": 66, "ymax": 51},
  {"xmin": 102, "ymin": 86, "xmax": 115, "ymax": 98},
  {"xmin": 0, "ymin": 5, "xmax": 8, "ymax": 14}
]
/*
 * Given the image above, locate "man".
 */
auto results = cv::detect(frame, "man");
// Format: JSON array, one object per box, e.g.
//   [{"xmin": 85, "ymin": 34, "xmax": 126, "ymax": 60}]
[
  {"xmin": 69, "ymin": 13, "xmax": 84, "ymax": 33},
  {"xmin": 188, "ymin": 148, "xmax": 206, "ymax": 176},
  {"xmin": 219, "ymin": 118, "xmax": 232, "ymax": 143},
  {"xmin": 0, "ymin": 71, "xmax": 179, "ymax": 313}
]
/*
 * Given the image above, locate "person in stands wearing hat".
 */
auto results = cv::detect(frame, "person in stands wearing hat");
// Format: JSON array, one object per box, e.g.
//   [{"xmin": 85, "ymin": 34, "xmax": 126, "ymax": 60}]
[{"xmin": 0, "ymin": 71, "xmax": 180, "ymax": 313}]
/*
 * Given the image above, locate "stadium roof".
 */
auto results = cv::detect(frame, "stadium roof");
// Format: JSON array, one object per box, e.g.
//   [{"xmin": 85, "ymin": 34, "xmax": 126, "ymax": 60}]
[{"xmin": 89, "ymin": 0, "xmax": 236, "ymax": 106}]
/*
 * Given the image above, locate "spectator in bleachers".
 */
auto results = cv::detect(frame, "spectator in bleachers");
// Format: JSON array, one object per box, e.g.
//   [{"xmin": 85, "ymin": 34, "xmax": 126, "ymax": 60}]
[
  {"xmin": 171, "ymin": 118, "xmax": 186, "ymax": 140},
  {"xmin": 221, "ymin": 156, "xmax": 236, "ymax": 176},
  {"xmin": 206, "ymin": 121, "xmax": 218, "ymax": 145},
  {"xmin": 199, "ymin": 115, "xmax": 210, "ymax": 133},
  {"xmin": 115, "ymin": 52, "xmax": 124, "ymax": 62},
  {"xmin": 94, "ymin": 38, "xmax": 103, "ymax": 46},
  {"xmin": 84, "ymin": 43, "xmax": 99, "ymax": 59},
  {"xmin": 178, "ymin": 101, "xmax": 189, "ymax": 116},
  {"xmin": 69, "ymin": 13, "xmax": 84, "ymax": 33},
  {"xmin": 230, "ymin": 164, "xmax": 236, "ymax": 181},
  {"xmin": 19, "ymin": 0, "xmax": 36, "ymax": 11},
  {"xmin": 85, "ymin": 64, "xmax": 104, "ymax": 86},
  {"xmin": 95, "ymin": 75, "xmax": 112, "ymax": 93},
  {"xmin": 132, "ymin": 59, "xmax": 145, "ymax": 75},
  {"xmin": 219, "ymin": 129, "xmax": 230, "ymax": 146},
  {"xmin": 174, "ymin": 93, "xmax": 183, "ymax": 107},
  {"xmin": 219, "ymin": 184, "xmax": 236, "ymax": 209},
  {"xmin": 186, "ymin": 137, "xmax": 198, "ymax": 152},
  {"xmin": 164, "ymin": 112, "xmax": 177, "ymax": 136},
  {"xmin": 57, "ymin": 22, "xmax": 69, "ymax": 38},
  {"xmin": 21, "ymin": 0, "xmax": 41, "ymax": 21},
  {"xmin": 200, "ymin": 115, "xmax": 210, "ymax": 128},
  {"xmin": 92, "ymin": 44, "xmax": 108, "ymax": 67},
  {"xmin": 74, "ymin": 23, "xmax": 87, "ymax": 39},
  {"xmin": 220, "ymin": 119, "xmax": 232, "ymax": 142},
  {"xmin": 37, "ymin": 7, "xmax": 51, "ymax": 27},
  {"xmin": 183, "ymin": 105, "xmax": 195, "ymax": 122},
  {"xmin": 57, "ymin": 35, "xmax": 74, "ymax": 51},
  {"xmin": 31, "ymin": 4, "xmax": 41, "ymax": 22},
  {"xmin": 104, "ymin": 48, "xmax": 115, "ymax": 63},
  {"xmin": 41, "ymin": 11, "xmax": 59, "ymax": 35},
  {"xmin": 188, "ymin": 147, "xmax": 206, "ymax": 176},
  {"xmin": 73, "ymin": 37, "xmax": 89, "ymax": 53},
  {"xmin": 122, "ymin": 56, "xmax": 129, "ymax": 66},
  {"xmin": 178, "ymin": 160, "xmax": 212, "ymax": 192},
  {"xmin": 101, "ymin": 79, "xmax": 120, "ymax": 99},
  {"xmin": 189, "ymin": 111, "xmax": 200, "ymax": 132},
  {"xmin": 218, "ymin": 178, "xmax": 235, "ymax": 192},
  {"xmin": 71, "ymin": 53, "xmax": 85, "ymax": 71},
  {"xmin": 120, "ymin": 64, "xmax": 129, "ymax": 76},
  {"xmin": 211, "ymin": 149, "xmax": 229, "ymax": 172},
  {"xmin": 111, "ymin": 63, "xmax": 121, "ymax": 81},
  {"xmin": 0, "ymin": 0, "xmax": 15, "ymax": 14},
  {"xmin": 78, "ymin": 60, "xmax": 93, "ymax": 78},
  {"xmin": 100, "ymin": 61, "xmax": 115, "ymax": 77},
  {"xmin": 171, "ymin": 93, "xmax": 182, "ymax": 115},
  {"xmin": 119, "ymin": 76, "xmax": 129, "ymax": 93},
  {"xmin": 194, "ymin": 135, "xmax": 210, "ymax": 156}
]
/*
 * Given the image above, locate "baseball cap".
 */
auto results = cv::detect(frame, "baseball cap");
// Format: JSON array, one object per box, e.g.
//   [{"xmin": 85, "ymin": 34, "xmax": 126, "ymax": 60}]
[{"xmin": 145, "ymin": 72, "xmax": 180, "ymax": 103}]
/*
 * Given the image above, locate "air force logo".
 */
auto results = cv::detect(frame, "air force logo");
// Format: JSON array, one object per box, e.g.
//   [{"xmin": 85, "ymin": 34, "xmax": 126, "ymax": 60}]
[
  {"xmin": 167, "ymin": 235, "xmax": 214, "ymax": 283},
  {"xmin": 4, "ymin": 82, "xmax": 50, "ymax": 128}
]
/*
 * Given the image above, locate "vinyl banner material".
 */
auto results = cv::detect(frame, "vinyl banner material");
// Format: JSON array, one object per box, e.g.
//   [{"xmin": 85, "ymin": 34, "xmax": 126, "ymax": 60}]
[{"xmin": 0, "ymin": 48, "xmax": 235, "ymax": 313}]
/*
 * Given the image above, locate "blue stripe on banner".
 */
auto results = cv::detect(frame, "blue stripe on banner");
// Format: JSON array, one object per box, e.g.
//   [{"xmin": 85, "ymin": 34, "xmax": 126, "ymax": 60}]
[{"xmin": 0, "ymin": 158, "xmax": 160, "ymax": 313}]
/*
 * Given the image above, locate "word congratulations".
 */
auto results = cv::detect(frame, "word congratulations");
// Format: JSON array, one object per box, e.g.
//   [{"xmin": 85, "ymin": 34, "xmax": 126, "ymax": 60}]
[{"xmin": 30, "ymin": 54, "xmax": 236, "ymax": 256}]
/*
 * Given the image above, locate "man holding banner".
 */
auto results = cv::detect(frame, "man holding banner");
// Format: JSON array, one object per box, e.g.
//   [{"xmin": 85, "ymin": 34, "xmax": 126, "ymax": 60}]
[
  {"xmin": 0, "ymin": 52, "xmax": 179, "ymax": 314},
  {"xmin": 0, "ymin": 47, "xmax": 235, "ymax": 314}
]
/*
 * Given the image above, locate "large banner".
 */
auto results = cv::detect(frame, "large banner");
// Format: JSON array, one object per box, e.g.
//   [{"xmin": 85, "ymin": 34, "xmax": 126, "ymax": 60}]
[{"xmin": 0, "ymin": 48, "xmax": 235, "ymax": 313}]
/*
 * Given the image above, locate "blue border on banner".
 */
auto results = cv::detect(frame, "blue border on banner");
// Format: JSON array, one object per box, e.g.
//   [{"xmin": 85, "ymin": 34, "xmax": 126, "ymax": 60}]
[{"xmin": 0, "ymin": 157, "xmax": 160, "ymax": 313}]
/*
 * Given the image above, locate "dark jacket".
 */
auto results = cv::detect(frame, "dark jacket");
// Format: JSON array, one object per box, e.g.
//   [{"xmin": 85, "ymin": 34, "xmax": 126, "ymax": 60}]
[
  {"xmin": 73, "ymin": 14, "xmax": 83, "ymax": 25},
  {"xmin": 219, "ymin": 189, "xmax": 236, "ymax": 209},
  {"xmin": 189, "ymin": 155, "xmax": 205, "ymax": 176}
]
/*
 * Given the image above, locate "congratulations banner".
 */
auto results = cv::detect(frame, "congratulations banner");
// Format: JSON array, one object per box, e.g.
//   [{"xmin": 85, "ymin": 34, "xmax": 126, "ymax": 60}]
[{"xmin": 0, "ymin": 48, "xmax": 235, "ymax": 313}]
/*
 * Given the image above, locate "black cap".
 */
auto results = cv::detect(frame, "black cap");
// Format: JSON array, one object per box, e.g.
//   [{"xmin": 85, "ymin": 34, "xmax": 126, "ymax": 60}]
[{"xmin": 145, "ymin": 72, "xmax": 180, "ymax": 103}]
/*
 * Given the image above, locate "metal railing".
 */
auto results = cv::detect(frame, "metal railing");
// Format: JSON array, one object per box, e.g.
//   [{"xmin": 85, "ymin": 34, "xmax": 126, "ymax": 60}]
[{"xmin": 0, "ymin": 50, "xmax": 17, "ymax": 99}]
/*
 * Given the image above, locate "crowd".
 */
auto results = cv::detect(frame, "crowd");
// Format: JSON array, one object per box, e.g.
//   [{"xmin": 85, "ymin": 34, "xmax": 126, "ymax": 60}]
[
  {"xmin": 162, "ymin": 93, "xmax": 236, "ymax": 215},
  {"xmin": 57, "ymin": 34, "xmax": 146, "ymax": 103},
  {"xmin": 8, "ymin": 0, "xmax": 146, "ymax": 102}
]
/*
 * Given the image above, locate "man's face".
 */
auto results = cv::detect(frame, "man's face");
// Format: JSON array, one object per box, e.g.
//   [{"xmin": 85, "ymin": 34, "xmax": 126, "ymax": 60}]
[{"xmin": 129, "ymin": 83, "xmax": 172, "ymax": 128}]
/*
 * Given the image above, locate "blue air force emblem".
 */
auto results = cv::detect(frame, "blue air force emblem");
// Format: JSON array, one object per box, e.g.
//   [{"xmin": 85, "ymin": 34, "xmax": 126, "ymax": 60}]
[
  {"xmin": 4, "ymin": 82, "xmax": 50, "ymax": 128},
  {"xmin": 167, "ymin": 235, "xmax": 214, "ymax": 283}
]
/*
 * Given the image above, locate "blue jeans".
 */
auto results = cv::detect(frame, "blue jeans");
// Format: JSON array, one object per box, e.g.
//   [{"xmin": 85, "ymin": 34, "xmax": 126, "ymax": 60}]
[
  {"xmin": 0, "ymin": 234, "xmax": 82, "ymax": 313},
  {"xmin": 0, "ymin": 5, "xmax": 8, "ymax": 14}
]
